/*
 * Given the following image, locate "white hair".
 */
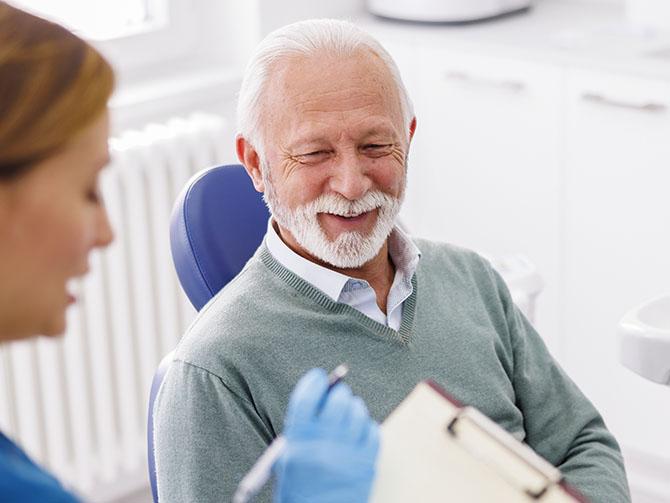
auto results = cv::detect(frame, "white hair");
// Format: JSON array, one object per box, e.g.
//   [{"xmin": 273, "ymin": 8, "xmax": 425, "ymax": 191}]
[{"xmin": 236, "ymin": 18, "xmax": 414, "ymax": 157}]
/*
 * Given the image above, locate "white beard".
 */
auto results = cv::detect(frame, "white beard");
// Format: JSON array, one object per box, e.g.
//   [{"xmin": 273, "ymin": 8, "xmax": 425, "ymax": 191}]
[{"xmin": 261, "ymin": 167, "xmax": 404, "ymax": 269}]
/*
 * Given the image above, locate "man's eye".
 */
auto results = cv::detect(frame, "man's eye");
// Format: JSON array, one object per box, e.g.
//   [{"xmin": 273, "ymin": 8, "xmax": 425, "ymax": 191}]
[
  {"xmin": 363, "ymin": 144, "xmax": 393, "ymax": 155},
  {"xmin": 296, "ymin": 150, "xmax": 331, "ymax": 163}
]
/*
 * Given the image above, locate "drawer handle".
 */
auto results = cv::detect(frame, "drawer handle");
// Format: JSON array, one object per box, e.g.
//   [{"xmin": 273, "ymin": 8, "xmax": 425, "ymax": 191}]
[
  {"xmin": 582, "ymin": 93, "xmax": 667, "ymax": 113},
  {"xmin": 444, "ymin": 71, "xmax": 526, "ymax": 93}
]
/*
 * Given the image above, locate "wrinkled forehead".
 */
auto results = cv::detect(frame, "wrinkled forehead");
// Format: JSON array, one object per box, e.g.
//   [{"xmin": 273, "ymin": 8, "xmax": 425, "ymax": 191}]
[{"xmin": 260, "ymin": 49, "xmax": 404, "ymax": 139}]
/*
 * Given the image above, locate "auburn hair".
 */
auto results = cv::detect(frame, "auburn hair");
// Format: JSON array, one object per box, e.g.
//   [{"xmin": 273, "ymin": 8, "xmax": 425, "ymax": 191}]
[{"xmin": 0, "ymin": 2, "xmax": 115, "ymax": 179}]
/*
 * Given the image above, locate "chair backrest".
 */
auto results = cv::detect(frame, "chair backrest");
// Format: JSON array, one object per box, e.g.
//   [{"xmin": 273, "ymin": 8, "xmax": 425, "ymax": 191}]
[
  {"xmin": 148, "ymin": 164, "xmax": 269, "ymax": 502},
  {"xmin": 169, "ymin": 163, "xmax": 270, "ymax": 311},
  {"xmin": 147, "ymin": 350, "xmax": 173, "ymax": 503}
]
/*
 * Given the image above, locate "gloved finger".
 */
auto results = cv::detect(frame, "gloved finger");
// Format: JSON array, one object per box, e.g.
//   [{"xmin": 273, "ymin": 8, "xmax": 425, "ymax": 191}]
[
  {"xmin": 361, "ymin": 419, "xmax": 381, "ymax": 457},
  {"xmin": 318, "ymin": 381, "xmax": 354, "ymax": 427},
  {"xmin": 344, "ymin": 396, "xmax": 371, "ymax": 444},
  {"xmin": 285, "ymin": 368, "xmax": 329, "ymax": 428}
]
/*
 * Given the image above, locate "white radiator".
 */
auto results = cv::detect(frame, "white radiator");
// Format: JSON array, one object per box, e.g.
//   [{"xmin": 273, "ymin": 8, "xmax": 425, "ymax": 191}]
[{"xmin": 0, "ymin": 112, "xmax": 231, "ymax": 502}]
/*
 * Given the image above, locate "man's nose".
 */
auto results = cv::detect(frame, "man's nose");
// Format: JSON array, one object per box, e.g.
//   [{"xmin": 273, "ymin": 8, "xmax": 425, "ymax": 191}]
[{"xmin": 329, "ymin": 155, "xmax": 372, "ymax": 201}]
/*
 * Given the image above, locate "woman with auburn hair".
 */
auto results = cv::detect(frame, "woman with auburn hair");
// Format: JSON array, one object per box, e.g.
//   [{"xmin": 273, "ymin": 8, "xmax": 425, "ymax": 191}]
[
  {"xmin": 0, "ymin": 3, "xmax": 378, "ymax": 502},
  {"xmin": 0, "ymin": 2, "xmax": 115, "ymax": 501}
]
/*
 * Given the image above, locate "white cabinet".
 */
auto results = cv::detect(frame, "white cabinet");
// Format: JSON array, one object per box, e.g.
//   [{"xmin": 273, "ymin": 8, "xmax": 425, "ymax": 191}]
[
  {"xmin": 563, "ymin": 69, "xmax": 670, "ymax": 458},
  {"xmin": 369, "ymin": 14, "xmax": 670, "ymax": 500},
  {"xmin": 383, "ymin": 40, "xmax": 563, "ymax": 349}
]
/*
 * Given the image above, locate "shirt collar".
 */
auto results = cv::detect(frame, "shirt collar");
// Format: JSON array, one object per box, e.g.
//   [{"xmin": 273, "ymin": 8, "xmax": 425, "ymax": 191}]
[
  {"xmin": 265, "ymin": 219, "xmax": 349, "ymax": 300},
  {"xmin": 264, "ymin": 218, "xmax": 421, "ymax": 302}
]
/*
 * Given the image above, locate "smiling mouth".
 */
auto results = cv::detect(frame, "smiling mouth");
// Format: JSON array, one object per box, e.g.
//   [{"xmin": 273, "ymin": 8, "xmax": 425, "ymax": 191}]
[
  {"xmin": 330, "ymin": 213, "xmax": 367, "ymax": 222},
  {"xmin": 323, "ymin": 209, "xmax": 374, "ymax": 219},
  {"xmin": 318, "ymin": 209, "xmax": 379, "ymax": 234}
]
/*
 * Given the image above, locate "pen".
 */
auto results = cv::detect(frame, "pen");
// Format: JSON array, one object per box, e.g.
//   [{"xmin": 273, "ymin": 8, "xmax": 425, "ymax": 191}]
[{"xmin": 232, "ymin": 364, "xmax": 349, "ymax": 503}]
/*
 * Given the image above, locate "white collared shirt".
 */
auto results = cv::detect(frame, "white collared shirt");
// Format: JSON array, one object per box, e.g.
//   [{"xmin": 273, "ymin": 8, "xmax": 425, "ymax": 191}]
[{"xmin": 265, "ymin": 220, "xmax": 421, "ymax": 331}]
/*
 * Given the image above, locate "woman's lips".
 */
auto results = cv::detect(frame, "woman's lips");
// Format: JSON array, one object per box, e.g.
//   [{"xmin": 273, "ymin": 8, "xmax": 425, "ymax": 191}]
[{"xmin": 66, "ymin": 277, "xmax": 83, "ymax": 305}]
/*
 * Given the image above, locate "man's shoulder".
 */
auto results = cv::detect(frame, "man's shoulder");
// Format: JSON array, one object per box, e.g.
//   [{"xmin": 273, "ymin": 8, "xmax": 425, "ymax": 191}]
[
  {"xmin": 413, "ymin": 236, "xmax": 518, "ymax": 317},
  {"xmin": 413, "ymin": 237, "xmax": 491, "ymax": 274},
  {"xmin": 411, "ymin": 237, "xmax": 508, "ymax": 302},
  {"xmin": 172, "ymin": 256, "xmax": 282, "ymax": 370}
]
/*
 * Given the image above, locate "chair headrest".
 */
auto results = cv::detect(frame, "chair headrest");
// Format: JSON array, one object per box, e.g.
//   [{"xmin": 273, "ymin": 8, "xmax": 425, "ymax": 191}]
[{"xmin": 169, "ymin": 164, "xmax": 270, "ymax": 310}]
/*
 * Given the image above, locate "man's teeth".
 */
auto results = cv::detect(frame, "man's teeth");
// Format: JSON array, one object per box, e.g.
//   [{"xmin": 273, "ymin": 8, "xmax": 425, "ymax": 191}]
[{"xmin": 327, "ymin": 210, "xmax": 370, "ymax": 218}]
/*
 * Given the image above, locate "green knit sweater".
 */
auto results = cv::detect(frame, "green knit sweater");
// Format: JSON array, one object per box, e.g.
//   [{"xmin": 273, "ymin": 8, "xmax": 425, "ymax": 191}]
[{"xmin": 153, "ymin": 239, "xmax": 630, "ymax": 503}]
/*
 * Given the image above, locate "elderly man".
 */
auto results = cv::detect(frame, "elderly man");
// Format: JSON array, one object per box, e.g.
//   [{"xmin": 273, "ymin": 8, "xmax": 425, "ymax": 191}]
[{"xmin": 154, "ymin": 19, "xmax": 630, "ymax": 503}]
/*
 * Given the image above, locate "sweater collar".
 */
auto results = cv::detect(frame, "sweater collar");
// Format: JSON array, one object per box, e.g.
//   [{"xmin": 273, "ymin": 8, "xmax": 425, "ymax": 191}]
[{"xmin": 264, "ymin": 218, "xmax": 421, "ymax": 302}]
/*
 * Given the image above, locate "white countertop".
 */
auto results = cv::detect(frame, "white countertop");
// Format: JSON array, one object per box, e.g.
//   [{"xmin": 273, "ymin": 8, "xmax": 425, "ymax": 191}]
[{"xmin": 356, "ymin": 0, "xmax": 670, "ymax": 81}]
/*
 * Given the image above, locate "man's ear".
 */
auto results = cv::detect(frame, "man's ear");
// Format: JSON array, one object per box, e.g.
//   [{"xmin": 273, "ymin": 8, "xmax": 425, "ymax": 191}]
[
  {"xmin": 408, "ymin": 117, "xmax": 417, "ymax": 143},
  {"xmin": 236, "ymin": 135, "xmax": 265, "ymax": 193}
]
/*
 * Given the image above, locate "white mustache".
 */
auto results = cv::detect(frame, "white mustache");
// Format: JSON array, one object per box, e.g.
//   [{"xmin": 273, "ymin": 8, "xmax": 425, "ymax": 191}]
[{"xmin": 306, "ymin": 191, "xmax": 393, "ymax": 218}]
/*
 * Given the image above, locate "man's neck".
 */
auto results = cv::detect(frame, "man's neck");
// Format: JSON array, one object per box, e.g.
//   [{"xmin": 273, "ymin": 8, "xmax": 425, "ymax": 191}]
[
  {"xmin": 275, "ymin": 222, "xmax": 396, "ymax": 313},
  {"xmin": 332, "ymin": 242, "xmax": 395, "ymax": 313}
]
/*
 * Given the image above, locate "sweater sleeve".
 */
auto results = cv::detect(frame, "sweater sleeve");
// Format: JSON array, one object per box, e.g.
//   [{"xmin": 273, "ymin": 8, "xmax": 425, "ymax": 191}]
[
  {"xmin": 153, "ymin": 359, "xmax": 275, "ymax": 503},
  {"xmin": 490, "ymin": 268, "xmax": 631, "ymax": 503}
]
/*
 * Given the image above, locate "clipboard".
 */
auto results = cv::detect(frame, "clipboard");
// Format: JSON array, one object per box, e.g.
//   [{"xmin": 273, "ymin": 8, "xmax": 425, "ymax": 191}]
[{"xmin": 369, "ymin": 381, "xmax": 588, "ymax": 502}]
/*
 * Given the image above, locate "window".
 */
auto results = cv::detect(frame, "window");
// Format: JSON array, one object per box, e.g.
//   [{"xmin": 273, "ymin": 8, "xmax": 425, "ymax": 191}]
[
  {"xmin": 9, "ymin": 0, "xmax": 252, "ymax": 79},
  {"xmin": 9, "ymin": 0, "xmax": 167, "ymax": 40},
  {"xmin": 11, "ymin": 0, "xmax": 253, "ymax": 128}
]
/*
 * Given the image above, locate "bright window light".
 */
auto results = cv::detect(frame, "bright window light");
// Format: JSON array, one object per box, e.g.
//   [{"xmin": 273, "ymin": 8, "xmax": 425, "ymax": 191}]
[{"xmin": 9, "ymin": 0, "xmax": 167, "ymax": 40}]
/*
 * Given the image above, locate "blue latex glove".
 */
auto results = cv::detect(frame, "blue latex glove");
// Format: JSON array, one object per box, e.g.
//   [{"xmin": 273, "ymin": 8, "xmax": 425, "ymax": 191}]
[{"xmin": 274, "ymin": 368, "xmax": 380, "ymax": 503}]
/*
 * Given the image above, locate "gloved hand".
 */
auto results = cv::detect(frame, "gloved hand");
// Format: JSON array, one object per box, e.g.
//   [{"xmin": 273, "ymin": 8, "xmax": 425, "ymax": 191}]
[{"xmin": 273, "ymin": 368, "xmax": 380, "ymax": 503}]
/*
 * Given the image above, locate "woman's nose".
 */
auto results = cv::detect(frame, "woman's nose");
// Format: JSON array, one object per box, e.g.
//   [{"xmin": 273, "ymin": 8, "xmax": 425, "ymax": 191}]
[{"xmin": 95, "ymin": 205, "xmax": 114, "ymax": 249}]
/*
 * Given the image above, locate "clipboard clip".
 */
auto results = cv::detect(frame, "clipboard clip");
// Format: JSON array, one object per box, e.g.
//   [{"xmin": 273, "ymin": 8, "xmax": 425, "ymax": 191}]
[{"xmin": 446, "ymin": 406, "xmax": 564, "ymax": 500}]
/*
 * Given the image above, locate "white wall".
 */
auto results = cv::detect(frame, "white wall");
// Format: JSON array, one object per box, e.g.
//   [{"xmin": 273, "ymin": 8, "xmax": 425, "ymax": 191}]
[
  {"xmin": 256, "ymin": 0, "xmax": 365, "ymax": 36},
  {"xmin": 556, "ymin": 0, "xmax": 622, "ymax": 3},
  {"xmin": 552, "ymin": 0, "xmax": 622, "ymax": 3},
  {"xmin": 107, "ymin": 0, "xmax": 368, "ymax": 133}
]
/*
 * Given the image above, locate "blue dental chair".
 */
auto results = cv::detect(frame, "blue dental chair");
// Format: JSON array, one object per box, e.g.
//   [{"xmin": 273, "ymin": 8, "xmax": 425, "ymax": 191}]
[{"xmin": 147, "ymin": 164, "xmax": 270, "ymax": 503}]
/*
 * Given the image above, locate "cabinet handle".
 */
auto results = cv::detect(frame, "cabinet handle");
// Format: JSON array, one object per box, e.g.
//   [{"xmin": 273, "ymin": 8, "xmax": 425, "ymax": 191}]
[
  {"xmin": 444, "ymin": 71, "xmax": 526, "ymax": 93},
  {"xmin": 581, "ymin": 93, "xmax": 667, "ymax": 113}
]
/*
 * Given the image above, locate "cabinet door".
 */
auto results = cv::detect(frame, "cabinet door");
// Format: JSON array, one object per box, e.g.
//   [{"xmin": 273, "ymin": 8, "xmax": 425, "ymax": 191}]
[
  {"xmin": 383, "ymin": 44, "xmax": 563, "ymax": 349},
  {"xmin": 564, "ymin": 69, "xmax": 670, "ymax": 459}
]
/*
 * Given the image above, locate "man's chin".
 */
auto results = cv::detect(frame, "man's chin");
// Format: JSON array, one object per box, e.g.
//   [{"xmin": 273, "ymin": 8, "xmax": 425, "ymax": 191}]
[
  {"xmin": 42, "ymin": 313, "xmax": 68, "ymax": 338},
  {"xmin": 319, "ymin": 255, "xmax": 373, "ymax": 270},
  {"xmin": 306, "ymin": 234, "xmax": 385, "ymax": 269}
]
